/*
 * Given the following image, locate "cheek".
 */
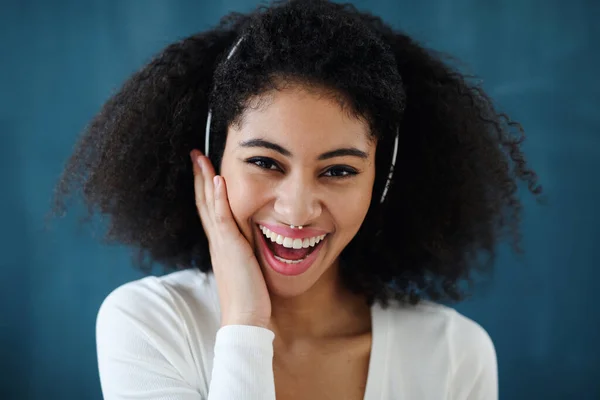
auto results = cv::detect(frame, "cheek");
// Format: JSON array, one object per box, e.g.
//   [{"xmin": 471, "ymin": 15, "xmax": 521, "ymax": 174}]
[
  {"xmin": 334, "ymin": 189, "xmax": 372, "ymax": 231},
  {"xmin": 222, "ymin": 172, "xmax": 269, "ymax": 233},
  {"xmin": 327, "ymin": 180, "xmax": 374, "ymax": 240},
  {"xmin": 342, "ymin": 171, "xmax": 375, "ymax": 237}
]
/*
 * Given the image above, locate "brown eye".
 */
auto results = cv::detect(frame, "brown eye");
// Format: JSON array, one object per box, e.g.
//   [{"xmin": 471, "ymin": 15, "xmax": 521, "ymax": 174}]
[
  {"xmin": 322, "ymin": 166, "xmax": 358, "ymax": 178},
  {"xmin": 246, "ymin": 157, "xmax": 282, "ymax": 171}
]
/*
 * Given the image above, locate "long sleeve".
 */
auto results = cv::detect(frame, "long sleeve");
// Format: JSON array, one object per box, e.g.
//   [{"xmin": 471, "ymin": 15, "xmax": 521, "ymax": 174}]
[
  {"xmin": 208, "ymin": 326, "xmax": 276, "ymax": 399},
  {"xmin": 96, "ymin": 277, "xmax": 276, "ymax": 400}
]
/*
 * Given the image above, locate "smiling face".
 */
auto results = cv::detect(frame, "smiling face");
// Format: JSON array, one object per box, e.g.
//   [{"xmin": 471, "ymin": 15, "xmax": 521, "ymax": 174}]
[{"xmin": 219, "ymin": 86, "xmax": 376, "ymax": 298}]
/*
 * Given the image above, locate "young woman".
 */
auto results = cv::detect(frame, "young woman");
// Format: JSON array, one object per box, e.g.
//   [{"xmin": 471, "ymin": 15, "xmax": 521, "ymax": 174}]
[{"xmin": 53, "ymin": 0, "xmax": 541, "ymax": 398}]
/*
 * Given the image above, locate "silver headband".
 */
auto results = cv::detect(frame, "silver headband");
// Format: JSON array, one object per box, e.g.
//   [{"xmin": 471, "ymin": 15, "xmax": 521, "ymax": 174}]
[
  {"xmin": 204, "ymin": 37, "xmax": 399, "ymax": 204},
  {"xmin": 204, "ymin": 36, "xmax": 244, "ymax": 159}
]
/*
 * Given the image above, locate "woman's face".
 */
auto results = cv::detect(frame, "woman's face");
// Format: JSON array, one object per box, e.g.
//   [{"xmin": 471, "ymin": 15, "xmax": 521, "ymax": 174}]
[{"xmin": 220, "ymin": 87, "xmax": 376, "ymax": 298}]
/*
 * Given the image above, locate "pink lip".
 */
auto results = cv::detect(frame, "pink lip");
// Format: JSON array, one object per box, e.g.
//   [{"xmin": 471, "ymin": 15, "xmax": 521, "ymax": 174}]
[
  {"xmin": 258, "ymin": 222, "xmax": 329, "ymax": 240},
  {"xmin": 256, "ymin": 225, "xmax": 326, "ymax": 276}
]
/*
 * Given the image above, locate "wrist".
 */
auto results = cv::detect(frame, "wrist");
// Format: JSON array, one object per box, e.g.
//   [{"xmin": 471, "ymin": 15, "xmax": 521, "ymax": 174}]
[{"xmin": 221, "ymin": 316, "xmax": 270, "ymax": 329}]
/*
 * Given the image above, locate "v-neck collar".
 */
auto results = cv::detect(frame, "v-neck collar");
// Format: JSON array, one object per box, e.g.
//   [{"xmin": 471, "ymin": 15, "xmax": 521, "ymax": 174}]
[{"xmin": 362, "ymin": 302, "xmax": 391, "ymax": 400}]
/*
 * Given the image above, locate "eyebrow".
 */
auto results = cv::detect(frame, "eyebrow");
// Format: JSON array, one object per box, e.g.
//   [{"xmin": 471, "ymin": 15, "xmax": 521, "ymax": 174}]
[{"xmin": 239, "ymin": 138, "xmax": 368, "ymax": 160}]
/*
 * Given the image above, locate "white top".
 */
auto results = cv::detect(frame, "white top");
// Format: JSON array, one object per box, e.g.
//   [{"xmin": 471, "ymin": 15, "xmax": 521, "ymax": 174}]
[{"xmin": 96, "ymin": 269, "xmax": 498, "ymax": 400}]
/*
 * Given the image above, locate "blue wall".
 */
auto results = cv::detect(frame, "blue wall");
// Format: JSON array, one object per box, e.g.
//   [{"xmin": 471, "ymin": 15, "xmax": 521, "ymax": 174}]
[{"xmin": 1, "ymin": 0, "xmax": 598, "ymax": 398}]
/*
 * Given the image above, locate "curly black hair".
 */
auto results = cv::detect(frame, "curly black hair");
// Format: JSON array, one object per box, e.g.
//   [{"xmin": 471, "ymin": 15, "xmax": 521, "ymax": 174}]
[{"xmin": 52, "ymin": 0, "xmax": 542, "ymax": 306}]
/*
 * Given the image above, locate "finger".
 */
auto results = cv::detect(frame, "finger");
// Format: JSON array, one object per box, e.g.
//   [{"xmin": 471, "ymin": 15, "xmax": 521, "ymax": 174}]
[
  {"xmin": 213, "ymin": 175, "xmax": 235, "ymax": 228},
  {"xmin": 191, "ymin": 151, "xmax": 214, "ymax": 237},
  {"xmin": 191, "ymin": 150, "xmax": 206, "ymax": 207},
  {"xmin": 199, "ymin": 154, "xmax": 216, "ymax": 212}
]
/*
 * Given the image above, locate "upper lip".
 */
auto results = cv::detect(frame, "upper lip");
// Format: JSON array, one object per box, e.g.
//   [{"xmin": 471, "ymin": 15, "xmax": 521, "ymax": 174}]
[{"xmin": 257, "ymin": 222, "xmax": 329, "ymax": 239}]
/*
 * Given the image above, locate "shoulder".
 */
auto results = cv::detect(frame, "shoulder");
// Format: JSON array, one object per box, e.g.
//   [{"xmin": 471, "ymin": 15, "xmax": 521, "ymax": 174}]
[
  {"xmin": 384, "ymin": 300, "xmax": 495, "ymax": 358},
  {"xmin": 99, "ymin": 269, "xmax": 217, "ymax": 318},
  {"xmin": 95, "ymin": 270, "xmax": 222, "ymax": 395},
  {"xmin": 380, "ymin": 301, "xmax": 497, "ymax": 398},
  {"xmin": 96, "ymin": 268, "xmax": 221, "ymax": 351}
]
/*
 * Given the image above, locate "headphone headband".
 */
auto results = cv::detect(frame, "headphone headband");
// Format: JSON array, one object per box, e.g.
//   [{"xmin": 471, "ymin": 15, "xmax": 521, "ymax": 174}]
[{"xmin": 204, "ymin": 36, "xmax": 398, "ymax": 204}]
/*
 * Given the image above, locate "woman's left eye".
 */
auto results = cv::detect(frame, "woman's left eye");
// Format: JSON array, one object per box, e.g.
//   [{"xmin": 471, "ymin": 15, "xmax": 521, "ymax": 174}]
[
  {"xmin": 246, "ymin": 157, "xmax": 281, "ymax": 171},
  {"xmin": 322, "ymin": 166, "xmax": 358, "ymax": 178}
]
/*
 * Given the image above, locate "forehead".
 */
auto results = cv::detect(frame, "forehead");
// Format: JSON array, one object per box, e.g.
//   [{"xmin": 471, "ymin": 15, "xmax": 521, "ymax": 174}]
[{"xmin": 229, "ymin": 87, "xmax": 375, "ymax": 153}]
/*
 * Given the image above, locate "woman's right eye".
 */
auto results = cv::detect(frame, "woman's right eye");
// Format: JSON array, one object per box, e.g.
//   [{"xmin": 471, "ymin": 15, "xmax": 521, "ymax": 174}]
[{"xmin": 246, "ymin": 157, "xmax": 281, "ymax": 171}]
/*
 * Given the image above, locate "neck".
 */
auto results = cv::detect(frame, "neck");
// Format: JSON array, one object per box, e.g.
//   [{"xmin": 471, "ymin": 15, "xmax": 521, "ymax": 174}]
[{"xmin": 268, "ymin": 262, "xmax": 371, "ymax": 345}]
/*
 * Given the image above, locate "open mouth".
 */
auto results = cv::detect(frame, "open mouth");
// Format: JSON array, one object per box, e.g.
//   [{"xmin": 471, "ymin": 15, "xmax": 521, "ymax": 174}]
[{"xmin": 256, "ymin": 224, "xmax": 328, "ymax": 276}]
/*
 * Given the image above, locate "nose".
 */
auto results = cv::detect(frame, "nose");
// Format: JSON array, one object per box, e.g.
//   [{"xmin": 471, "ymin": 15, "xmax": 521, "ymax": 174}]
[{"xmin": 273, "ymin": 173, "xmax": 322, "ymax": 226}]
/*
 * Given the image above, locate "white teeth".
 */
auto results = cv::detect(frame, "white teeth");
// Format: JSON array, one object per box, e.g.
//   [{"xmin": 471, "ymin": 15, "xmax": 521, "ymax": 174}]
[
  {"xmin": 259, "ymin": 225, "xmax": 327, "ymax": 250},
  {"xmin": 282, "ymin": 237, "xmax": 294, "ymax": 248},
  {"xmin": 274, "ymin": 255, "xmax": 307, "ymax": 264}
]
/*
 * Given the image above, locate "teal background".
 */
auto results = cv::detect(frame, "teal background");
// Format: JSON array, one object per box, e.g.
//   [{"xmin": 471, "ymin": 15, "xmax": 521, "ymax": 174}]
[{"xmin": 1, "ymin": 0, "xmax": 599, "ymax": 398}]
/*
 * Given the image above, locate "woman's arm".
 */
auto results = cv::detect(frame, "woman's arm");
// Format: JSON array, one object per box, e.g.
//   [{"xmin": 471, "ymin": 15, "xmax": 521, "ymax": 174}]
[{"xmin": 208, "ymin": 325, "xmax": 276, "ymax": 399}]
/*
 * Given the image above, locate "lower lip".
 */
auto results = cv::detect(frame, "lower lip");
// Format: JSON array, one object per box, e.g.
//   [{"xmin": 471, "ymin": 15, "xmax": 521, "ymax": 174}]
[{"xmin": 256, "ymin": 227, "xmax": 325, "ymax": 276}]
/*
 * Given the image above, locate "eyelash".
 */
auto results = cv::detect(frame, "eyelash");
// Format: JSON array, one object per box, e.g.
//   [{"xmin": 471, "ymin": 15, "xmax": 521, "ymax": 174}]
[{"xmin": 246, "ymin": 157, "xmax": 358, "ymax": 179}]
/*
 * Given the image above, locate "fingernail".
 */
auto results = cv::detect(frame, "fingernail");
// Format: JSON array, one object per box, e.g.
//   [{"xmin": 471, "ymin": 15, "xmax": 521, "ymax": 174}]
[
  {"xmin": 213, "ymin": 176, "xmax": 220, "ymax": 188},
  {"xmin": 190, "ymin": 151, "xmax": 201, "ymax": 168},
  {"xmin": 196, "ymin": 155, "xmax": 203, "ymax": 170}
]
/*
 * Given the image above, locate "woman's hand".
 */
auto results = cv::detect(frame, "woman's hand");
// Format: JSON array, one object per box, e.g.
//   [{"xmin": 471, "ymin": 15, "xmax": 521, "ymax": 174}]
[{"xmin": 190, "ymin": 150, "xmax": 271, "ymax": 329}]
